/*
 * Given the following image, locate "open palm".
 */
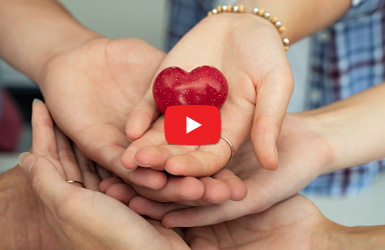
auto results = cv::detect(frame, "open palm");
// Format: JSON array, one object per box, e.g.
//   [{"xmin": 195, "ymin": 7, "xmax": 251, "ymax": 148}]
[
  {"xmin": 20, "ymin": 101, "xmax": 189, "ymax": 250},
  {"xmin": 123, "ymin": 14, "xmax": 293, "ymax": 179},
  {"xmin": 129, "ymin": 114, "xmax": 332, "ymax": 227},
  {"xmin": 39, "ymin": 38, "xmax": 166, "ymax": 183}
]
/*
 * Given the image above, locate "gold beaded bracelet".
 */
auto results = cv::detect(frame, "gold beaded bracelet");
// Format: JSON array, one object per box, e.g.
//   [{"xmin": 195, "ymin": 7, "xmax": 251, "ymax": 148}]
[{"xmin": 208, "ymin": 5, "xmax": 290, "ymax": 52}]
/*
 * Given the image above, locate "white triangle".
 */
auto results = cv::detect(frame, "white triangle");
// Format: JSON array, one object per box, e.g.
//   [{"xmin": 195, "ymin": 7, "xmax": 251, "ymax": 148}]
[{"xmin": 186, "ymin": 116, "xmax": 201, "ymax": 134}]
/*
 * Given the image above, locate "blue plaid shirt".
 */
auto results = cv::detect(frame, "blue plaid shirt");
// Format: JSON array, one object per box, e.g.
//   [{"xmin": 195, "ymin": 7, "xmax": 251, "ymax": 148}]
[
  {"xmin": 168, "ymin": 0, "xmax": 385, "ymax": 196},
  {"xmin": 302, "ymin": 0, "xmax": 385, "ymax": 196}
]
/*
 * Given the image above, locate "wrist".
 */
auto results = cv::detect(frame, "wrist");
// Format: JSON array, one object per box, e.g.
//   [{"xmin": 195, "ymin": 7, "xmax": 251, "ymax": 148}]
[
  {"xmin": 292, "ymin": 112, "xmax": 336, "ymax": 176},
  {"xmin": 234, "ymin": 0, "xmax": 351, "ymax": 43},
  {"xmin": 207, "ymin": 5, "xmax": 289, "ymax": 52},
  {"xmin": 199, "ymin": 10, "xmax": 284, "ymax": 53},
  {"xmin": 35, "ymin": 28, "xmax": 101, "ymax": 85},
  {"xmin": 36, "ymin": 30, "xmax": 101, "ymax": 88},
  {"xmin": 0, "ymin": 0, "xmax": 102, "ymax": 84}
]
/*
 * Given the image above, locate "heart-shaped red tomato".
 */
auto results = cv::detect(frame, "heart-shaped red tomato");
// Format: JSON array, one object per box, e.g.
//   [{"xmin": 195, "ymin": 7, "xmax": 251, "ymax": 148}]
[{"xmin": 153, "ymin": 66, "xmax": 228, "ymax": 114}]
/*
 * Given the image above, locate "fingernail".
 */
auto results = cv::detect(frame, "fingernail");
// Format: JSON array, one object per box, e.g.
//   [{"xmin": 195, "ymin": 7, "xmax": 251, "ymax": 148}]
[
  {"xmin": 120, "ymin": 161, "xmax": 136, "ymax": 172},
  {"xmin": 124, "ymin": 166, "xmax": 137, "ymax": 172},
  {"xmin": 18, "ymin": 152, "xmax": 36, "ymax": 173},
  {"xmin": 33, "ymin": 98, "xmax": 44, "ymax": 104},
  {"xmin": 135, "ymin": 159, "xmax": 151, "ymax": 168}
]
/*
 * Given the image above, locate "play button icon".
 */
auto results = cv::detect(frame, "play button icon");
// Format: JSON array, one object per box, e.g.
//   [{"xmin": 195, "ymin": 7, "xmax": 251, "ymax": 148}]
[
  {"xmin": 186, "ymin": 117, "xmax": 201, "ymax": 134},
  {"xmin": 164, "ymin": 105, "xmax": 221, "ymax": 145}
]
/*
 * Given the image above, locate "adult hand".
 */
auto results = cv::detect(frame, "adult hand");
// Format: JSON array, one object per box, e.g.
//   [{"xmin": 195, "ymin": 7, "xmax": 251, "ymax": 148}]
[
  {"xmin": 184, "ymin": 195, "xmax": 334, "ymax": 249},
  {"xmin": 38, "ymin": 38, "xmax": 172, "ymax": 188},
  {"xmin": 38, "ymin": 37, "xmax": 246, "ymax": 203},
  {"xmin": 0, "ymin": 165, "xmax": 64, "ymax": 249},
  {"xmin": 19, "ymin": 100, "xmax": 189, "ymax": 250},
  {"xmin": 124, "ymin": 12, "xmax": 293, "ymax": 178},
  {"xmin": 128, "ymin": 114, "xmax": 332, "ymax": 227}
]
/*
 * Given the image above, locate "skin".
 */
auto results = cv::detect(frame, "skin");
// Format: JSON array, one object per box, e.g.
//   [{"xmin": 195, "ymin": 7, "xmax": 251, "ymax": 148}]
[
  {"xmin": 5, "ymin": 162, "xmax": 385, "ymax": 249},
  {"xmin": 122, "ymin": 0, "xmax": 351, "ymax": 180},
  {"xmin": 0, "ymin": 0, "xmax": 246, "ymax": 204},
  {"xmin": 127, "ymin": 83, "xmax": 385, "ymax": 228},
  {"xmin": 128, "ymin": 114, "xmax": 327, "ymax": 226},
  {"xmin": 124, "ymin": 12, "xmax": 293, "ymax": 176},
  {"xmin": 17, "ymin": 101, "xmax": 189, "ymax": 250},
  {"xmin": 4, "ymin": 94, "xmax": 385, "ymax": 249}
]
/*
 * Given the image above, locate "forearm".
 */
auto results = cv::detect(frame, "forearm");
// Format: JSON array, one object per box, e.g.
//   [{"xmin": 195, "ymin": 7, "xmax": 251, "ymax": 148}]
[
  {"xmin": 235, "ymin": 0, "xmax": 351, "ymax": 43},
  {"xmin": 303, "ymin": 83, "xmax": 385, "ymax": 173},
  {"xmin": 0, "ymin": 0, "xmax": 100, "ymax": 83}
]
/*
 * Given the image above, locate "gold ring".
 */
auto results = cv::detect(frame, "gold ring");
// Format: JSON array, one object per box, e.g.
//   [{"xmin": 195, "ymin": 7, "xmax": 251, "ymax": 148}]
[
  {"xmin": 220, "ymin": 136, "xmax": 235, "ymax": 164},
  {"xmin": 67, "ymin": 180, "xmax": 85, "ymax": 188}
]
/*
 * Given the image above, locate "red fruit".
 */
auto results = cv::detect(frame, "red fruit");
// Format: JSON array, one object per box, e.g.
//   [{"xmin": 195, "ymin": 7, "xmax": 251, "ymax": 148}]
[{"xmin": 153, "ymin": 66, "xmax": 228, "ymax": 114}]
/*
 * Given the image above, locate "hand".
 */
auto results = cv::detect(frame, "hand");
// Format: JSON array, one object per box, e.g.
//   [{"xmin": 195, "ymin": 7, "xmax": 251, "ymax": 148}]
[
  {"xmin": 38, "ymin": 37, "xmax": 246, "ymax": 203},
  {"xmin": 19, "ymin": 100, "xmax": 189, "ymax": 250},
  {"xmin": 123, "ymin": 12, "xmax": 293, "ymax": 179},
  {"xmin": 0, "ymin": 165, "xmax": 64, "ymax": 249},
  {"xmin": 38, "ymin": 38, "xmax": 170, "ymax": 188},
  {"xmin": 184, "ymin": 195, "xmax": 334, "ymax": 250},
  {"xmin": 128, "ymin": 114, "xmax": 332, "ymax": 227}
]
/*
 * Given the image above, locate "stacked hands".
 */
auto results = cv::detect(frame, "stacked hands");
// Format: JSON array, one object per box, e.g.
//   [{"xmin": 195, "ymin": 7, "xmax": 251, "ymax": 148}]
[
  {"xmin": 13, "ymin": 5, "xmax": 360, "ymax": 249},
  {"xmin": 6, "ymin": 0, "xmax": 385, "ymax": 248},
  {"xmin": 18, "ymin": 100, "xmax": 331, "ymax": 249},
  {"xmin": 34, "ymin": 13, "xmax": 302, "ymax": 220}
]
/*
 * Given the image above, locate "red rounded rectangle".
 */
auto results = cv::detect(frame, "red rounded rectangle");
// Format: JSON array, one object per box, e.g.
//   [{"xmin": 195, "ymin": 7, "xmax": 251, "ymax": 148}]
[{"xmin": 164, "ymin": 105, "xmax": 221, "ymax": 145}]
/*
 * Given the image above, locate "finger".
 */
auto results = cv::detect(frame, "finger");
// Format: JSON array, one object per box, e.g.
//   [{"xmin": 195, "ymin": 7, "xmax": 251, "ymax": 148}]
[
  {"xmin": 199, "ymin": 177, "xmax": 231, "ymax": 203},
  {"xmin": 164, "ymin": 101, "xmax": 252, "ymax": 177},
  {"xmin": 70, "ymin": 121, "xmax": 132, "ymax": 179},
  {"xmin": 19, "ymin": 153, "xmax": 78, "ymax": 212},
  {"xmin": 212, "ymin": 168, "xmax": 247, "ymax": 201},
  {"xmin": 55, "ymin": 127, "xmax": 82, "ymax": 183},
  {"xmin": 132, "ymin": 173, "xmax": 242, "ymax": 205},
  {"xmin": 188, "ymin": 237, "xmax": 218, "ymax": 250},
  {"xmin": 95, "ymin": 164, "xmax": 112, "ymax": 180},
  {"xmin": 129, "ymin": 196, "xmax": 186, "ymax": 221},
  {"xmin": 251, "ymin": 68, "xmax": 293, "ymax": 170},
  {"xmin": 161, "ymin": 179, "xmax": 256, "ymax": 228},
  {"xmin": 31, "ymin": 99, "xmax": 57, "ymax": 159},
  {"xmin": 90, "ymin": 138, "xmax": 128, "ymax": 176},
  {"xmin": 135, "ymin": 144, "xmax": 196, "ymax": 171},
  {"xmin": 132, "ymin": 176, "xmax": 205, "ymax": 202},
  {"xmin": 125, "ymin": 90, "xmax": 160, "ymax": 140},
  {"xmin": 124, "ymin": 167, "xmax": 167, "ymax": 190},
  {"xmin": 99, "ymin": 176, "xmax": 122, "ymax": 193},
  {"xmin": 105, "ymin": 183, "xmax": 137, "ymax": 205},
  {"xmin": 121, "ymin": 117, "xmax": 168, "ymax": 170},
  {"xmin": 162, "ymin": 203, "xmax": 232, "ymax": 228},
  {"xmin": 74, "ymin": 146, "xmax": 100, "ymax": 191}
]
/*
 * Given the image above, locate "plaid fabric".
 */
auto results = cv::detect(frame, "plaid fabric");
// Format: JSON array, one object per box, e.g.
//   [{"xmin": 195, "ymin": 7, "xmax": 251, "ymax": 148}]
[
  {"xmin": 167, "ymin": 0, "xmax": 214, "ymax": 51},
  {"xmin": 302, "ymin": 0, "xmax": 385, "ymax": 196},
  {"xmin": 168, "ymin": 0, "xmax": 385, "ymax": 196}
]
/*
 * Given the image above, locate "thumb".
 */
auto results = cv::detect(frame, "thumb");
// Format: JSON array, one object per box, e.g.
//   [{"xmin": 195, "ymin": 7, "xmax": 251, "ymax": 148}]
[
  {"xmin": 251, "ymin": 71, "xmax": 293, "ymax": 170},
  {"xmin": 125, "ymin": 90, "xmax": 160, "ymax": 141},
  {"xmin": 18, "ymin": 152, "xmax": 73, "ymax": 210}
]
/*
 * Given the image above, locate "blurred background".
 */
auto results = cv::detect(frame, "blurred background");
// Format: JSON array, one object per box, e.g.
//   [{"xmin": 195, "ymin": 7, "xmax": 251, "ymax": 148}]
[{"xmin": 1, "ymin": 0, "xmax": 384, "ymax": 227}]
